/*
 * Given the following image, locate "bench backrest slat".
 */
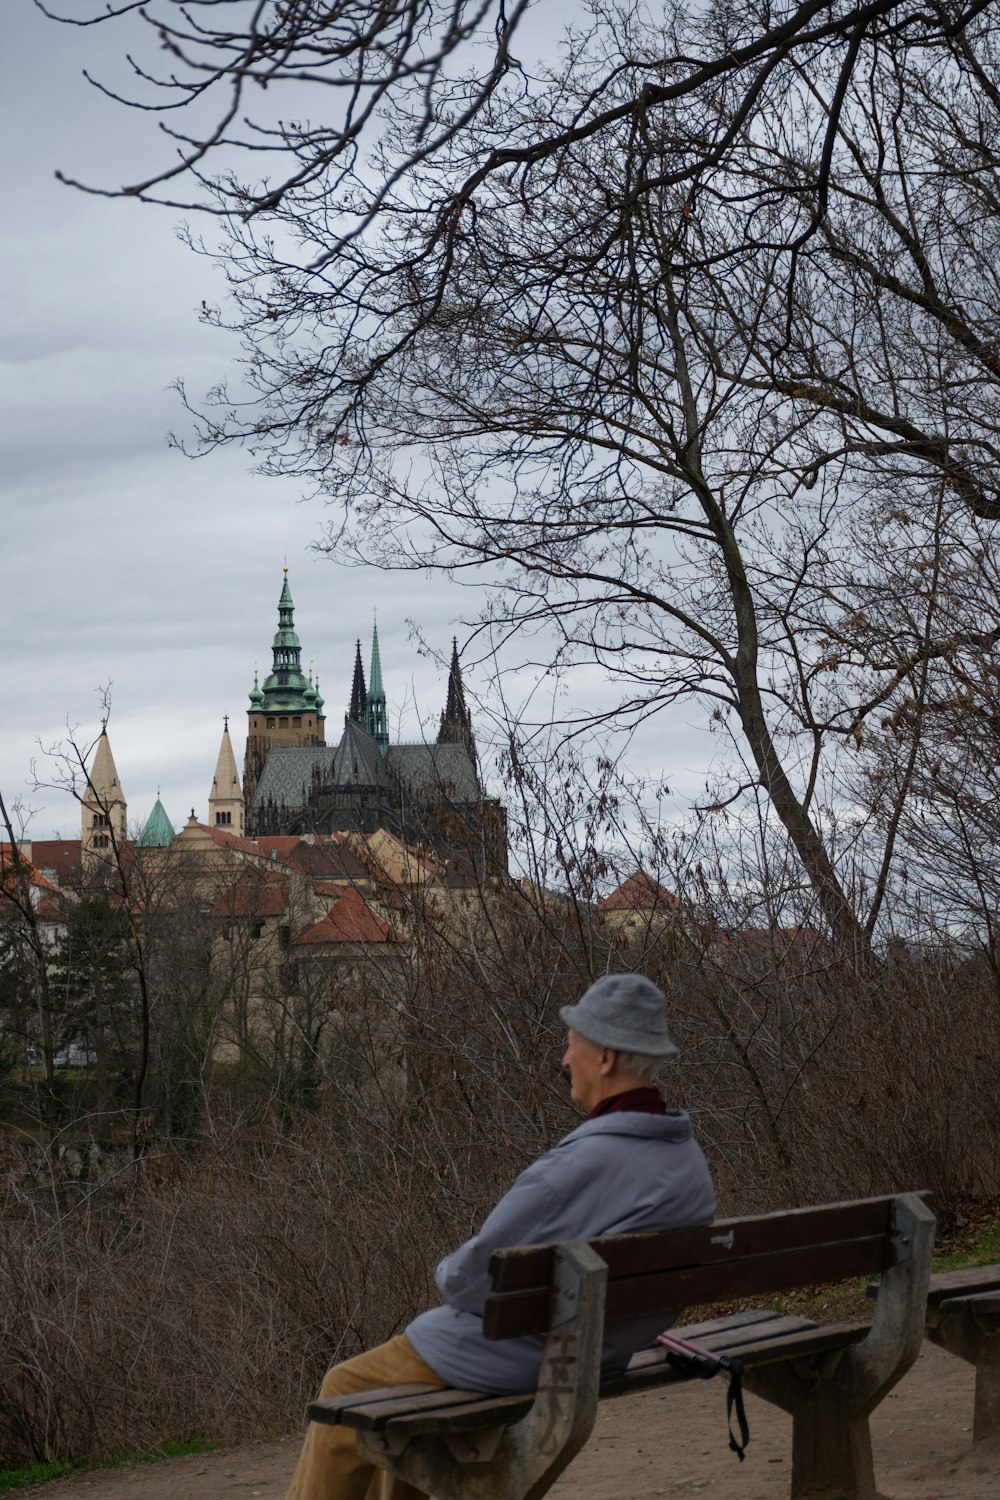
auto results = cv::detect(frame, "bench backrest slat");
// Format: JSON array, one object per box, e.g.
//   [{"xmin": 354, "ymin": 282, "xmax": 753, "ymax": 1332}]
[
  {"xmin": 484, "ymin": 1232, "xmax": 894, "ymax": 1339},
  {"xmin": 488, "ymin": 1195, "xmax": 905, "ymax": 1293}
]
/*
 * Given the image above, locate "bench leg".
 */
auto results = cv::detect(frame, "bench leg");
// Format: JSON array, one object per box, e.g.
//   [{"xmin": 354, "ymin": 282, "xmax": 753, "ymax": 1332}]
[
  {"xmin": 789, "ymin": 1392, "xmax": 877, "ymax": 1500},
  {"xmin": 972, "ymin": 1339, "xmax": 1000, "ymax": 1441},
  {"xmin": 927, "ymin": 1317, "xmax": 1000, "ymax": 1442},
  {"xmin": 745, "ymin": 1368, "xmax": 878, "ymax": 1500}
]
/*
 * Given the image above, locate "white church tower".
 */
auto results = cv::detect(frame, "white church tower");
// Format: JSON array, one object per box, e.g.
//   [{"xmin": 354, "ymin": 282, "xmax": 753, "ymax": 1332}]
[
  {"xmin": 208, "ymin": 717, "xmax": 245, "ymax": 836},
  {"xmin": 82, "ymin": 727, "xmax": 128, "ymax": 866}
]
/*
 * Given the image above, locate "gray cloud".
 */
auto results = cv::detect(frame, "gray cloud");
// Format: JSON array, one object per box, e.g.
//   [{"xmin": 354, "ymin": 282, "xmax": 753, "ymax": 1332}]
[{"xmin": 2, "ymin": 3, "xmax": 708, "ymax": 848}]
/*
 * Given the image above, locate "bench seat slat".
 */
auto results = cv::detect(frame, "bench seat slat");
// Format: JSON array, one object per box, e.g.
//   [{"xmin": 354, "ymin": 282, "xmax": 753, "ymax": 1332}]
[
  {"xmin": 489, "ymin": 1195, "xmax": 913, "ymax": 1292},
  {"xmin": 660, "ymin": 1307, "xmax": 785, "ymax": 1340},
  {"xmin": 720, "ymin": 1319, "xmax": 869, "ymax": 1365},
  {"xmin": 939, "ymin": 1290, "xmax": 1000, "ymax": 1312},
  {"xmin": 606, "ymin": 1321, "xmax": 869, "ymax": 1395},
  {"xmin": 485, "ymin": 1235, "xmax": 891, "ymax": 1339},
  {"xmin": 677, "ymin": 1313, "xmax": 821, "ymax": 1350},
  {"xmin": 382, "ymin": 1393, "xmax": 536, "ymax": 1438},
  {"xmin": 340, "ymin": 1388, "xmax": 496, "ymax": 1431},
  {"xmin": 308, "ymin": 1383, "xmax": 441, "ymax": 1426},
  {"xmin": 619, "ymin": 1315, "xmax": 818, "ymax": 1378},
  {"xmin": 926, "ymin": 1265, "xmax": 1000, "ymax": 1304},
  {"xmin": 868, "ymin": 1265, "xmax": 1000, "ymax": 1307}
]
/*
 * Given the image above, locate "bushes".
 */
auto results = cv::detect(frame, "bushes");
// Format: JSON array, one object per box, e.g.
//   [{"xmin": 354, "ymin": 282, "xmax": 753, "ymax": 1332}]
[{"xmin": 1, "ymin": 923, "xmax": 999, "ymax": 1467}]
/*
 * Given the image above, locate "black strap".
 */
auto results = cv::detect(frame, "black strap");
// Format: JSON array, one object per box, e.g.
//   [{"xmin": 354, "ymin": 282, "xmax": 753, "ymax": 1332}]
[
  {"xmin": 717, "ymin": 1354, "xmax": 750, "ymax": 1462},
  {"xmin": 655, "ymin": 1333, "xmax": 750, "ymax": 1462}
]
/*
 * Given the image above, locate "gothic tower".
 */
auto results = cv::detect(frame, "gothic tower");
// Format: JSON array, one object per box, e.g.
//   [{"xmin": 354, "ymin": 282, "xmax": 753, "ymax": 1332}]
[
  {"xmin": 243, "ymin": 568, "xmax": 326, "ymax": 809},
  {"xmin": 437, "ymin": 638, "xmax": 476, "ymax": 763},
  {"xmin": 82, "ymin": 727, "xmax": 128, "ymax": 867},
  {"xmin": 364, "ymin": 622, "xmax": 389, "ymax": 755},
  {"xmin": 209, "ymin": 716, "xmax": 245, "ymax": 836},
  {"xmin": 349, "ymin": 640, "xmax": 366, "ymax": 725}
]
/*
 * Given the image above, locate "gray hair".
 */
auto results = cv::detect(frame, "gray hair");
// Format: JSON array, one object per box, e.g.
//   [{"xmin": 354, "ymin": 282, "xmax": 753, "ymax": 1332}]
[{"xmin": 613, "ymin": 1050, "xmax": 663, "ymax": 1082}]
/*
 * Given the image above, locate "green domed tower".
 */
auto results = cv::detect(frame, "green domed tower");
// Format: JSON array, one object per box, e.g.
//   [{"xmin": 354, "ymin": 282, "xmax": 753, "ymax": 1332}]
[{"xmin": 243, "ymin": 568, "xmax": 327, "ymax": 809}]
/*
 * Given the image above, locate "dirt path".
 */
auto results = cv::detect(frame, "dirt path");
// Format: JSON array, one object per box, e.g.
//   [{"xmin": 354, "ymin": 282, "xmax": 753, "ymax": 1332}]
[{"xmin": 22, "ymin": 1343, "xmax": 999, "ymax": 1500}]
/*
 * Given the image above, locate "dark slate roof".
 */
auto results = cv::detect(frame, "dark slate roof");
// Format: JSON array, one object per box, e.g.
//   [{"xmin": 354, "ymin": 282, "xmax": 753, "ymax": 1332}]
[
  {"xmin": 330, "ymin": 720, "xmax": 389, "ymax": 788},
  {"xmin": 253, "ymin": 747, "xmax": 337, "ymax": 810},
  {"xmin": 253, "ymin": 733, "xmax": 479, "ymax": 811},
  {"xmin": 387, "ymin": 743, "xmax": 479, "ymax": 802}
]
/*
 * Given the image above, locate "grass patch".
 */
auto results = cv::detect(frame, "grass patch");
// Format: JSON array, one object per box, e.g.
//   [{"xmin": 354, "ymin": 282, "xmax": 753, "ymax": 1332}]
[
  {"xmin": 0, "ymin": 1440, "xmax": 221, "ymax": 1493},
  {"xmin": 933, "ymin": 1218, "xmax": 1000, "ymax": 1274},
  {"xmin": 0, "ymin": 1464, "xmax": 74, "ymax": 1494}
]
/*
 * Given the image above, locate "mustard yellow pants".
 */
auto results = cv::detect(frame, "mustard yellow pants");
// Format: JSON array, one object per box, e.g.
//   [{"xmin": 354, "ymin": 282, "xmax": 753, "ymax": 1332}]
[{"xmin": 284, "ymin": 1333, "xmax": 448, "ymax": 1500}]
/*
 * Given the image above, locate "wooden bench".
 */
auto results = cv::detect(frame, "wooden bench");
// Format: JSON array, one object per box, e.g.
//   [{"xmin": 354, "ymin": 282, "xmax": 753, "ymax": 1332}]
[
  {"xmin": 308, "ymin": 1191, "xmax": 934, "ymax": 1500},
  {"xmin": 868, "ymin": 1262, "xmax": 1000, "ymax": 1441}
]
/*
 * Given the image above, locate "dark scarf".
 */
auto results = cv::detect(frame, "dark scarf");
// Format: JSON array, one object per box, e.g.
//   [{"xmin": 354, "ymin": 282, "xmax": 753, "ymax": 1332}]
[{"xmin": 587, "ymin": 1087, "xmax": 668, "ymax": 1120}]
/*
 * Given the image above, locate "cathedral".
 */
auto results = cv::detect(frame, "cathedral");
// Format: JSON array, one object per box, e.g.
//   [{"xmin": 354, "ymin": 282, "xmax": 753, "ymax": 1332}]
[
  {"xmin": 71, "ymin": 569, "xmax": 505, "ymax": 876},
  {"xmin": 241, "ymin": 570, "xmax": 505, "ymax": 867}
]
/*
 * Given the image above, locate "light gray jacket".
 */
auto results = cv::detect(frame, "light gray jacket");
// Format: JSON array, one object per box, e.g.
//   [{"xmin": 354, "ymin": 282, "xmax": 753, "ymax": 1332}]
[{"xmin": 406, "ymin": 1110, "xmax": 716, "ymax": 1393}]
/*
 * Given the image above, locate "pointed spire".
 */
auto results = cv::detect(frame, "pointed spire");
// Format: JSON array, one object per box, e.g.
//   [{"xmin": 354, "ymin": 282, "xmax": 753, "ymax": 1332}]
[
  {"xmin": 364, "ymin": 621, "xmax": 389, "ymax": 754},
  {"xmin": 438, "ymin": 637, "xmax": 476, "ymax": 762},
  {"xmin": 82, "ymin": 728, "xmax": 128, "ymax": 860},
  {"xmin": 88, "ymin": 729, "xmax": 123, "ymax": 801},
  {"xmin": 349, "ymin": 639, "xmax": 367, "ymax": 724},
  {"xmin": 137, "ymin": 797, "xmax": 175, "ymax": 848},
  {"xmin": 255, "ymin": 567, "xmax": 317, "ymax": 713},
  {"xmin": 209, "ymin": 717, "xmax": 245, "ymax": 835},
  {"xmin": 369, "ymin": 619, "xmax": 384, "ymax": 700}
]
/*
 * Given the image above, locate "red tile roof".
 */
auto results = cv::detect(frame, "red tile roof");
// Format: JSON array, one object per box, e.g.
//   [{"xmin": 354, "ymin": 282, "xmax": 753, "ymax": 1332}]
[
  {"xmin": 199, "ymin": 825, "xmax": 266, "ymax": 857},
  {"xmin": 210, "ymin": 878, "xmax": 289, "ymax": 919},
  {"xmin": 251, "ymin": 836, "xmax": 302, "ymax": 861},
  {"xmin": 280, "ymin": 840, "xmax": 371, "ymax": 880},
  {"xmin": 36, "ymin": 896, "xmax": 68, "ymax": 925},
  {"xmin": 20, "ymin": 840, "xmax": 82, "ymax": 886},
  {"xmin": 1, "ymin": 845, "xmax": 61, "ymax": 897},
  {"xmin": 597, "ymin": 871, "xmax": 681, "ymax": 912},
  {"xmin": 294, "ymin": 887, "xmax": 401, "ymax": 946}
]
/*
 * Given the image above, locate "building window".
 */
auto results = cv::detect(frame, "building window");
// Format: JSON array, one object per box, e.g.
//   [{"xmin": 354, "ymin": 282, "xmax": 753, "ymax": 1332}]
[
  {"xmin": 292, "ymin": 716, "xmax": 301, "ymax": 727},
  {"xmin": 279, "ymin": 716, "xmax": 289, "ymax": 727},
  {"xmin": 92, "ymin": 834, "xmax": 110, "ymax": 848},
  {"xmin": 267, "ymin": 717, "xmax": 275, "ymax": 728},
  {"xmin": 92, "ymin": 812, "xmax": 110, "ymax": 828},
  {"xmin": 215, "ymin": 811, "xmax": 232, "ymax": 826}
]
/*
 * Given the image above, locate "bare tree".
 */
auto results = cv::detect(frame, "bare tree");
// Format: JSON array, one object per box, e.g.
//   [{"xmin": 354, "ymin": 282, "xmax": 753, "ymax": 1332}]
[{"xmin": 38, "ymin": 2, "xmax": 1000, "ymax": 949}]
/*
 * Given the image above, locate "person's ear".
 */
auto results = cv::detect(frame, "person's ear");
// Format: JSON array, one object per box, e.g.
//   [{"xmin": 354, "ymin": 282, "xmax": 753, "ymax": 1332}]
[{"xmin": 599, "ymin": 1048, "xmax": 616, "ymax": 1076}]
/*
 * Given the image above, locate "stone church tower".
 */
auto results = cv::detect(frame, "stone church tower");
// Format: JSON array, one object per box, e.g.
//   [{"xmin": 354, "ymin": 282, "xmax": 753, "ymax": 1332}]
[
  {"xmin": 243, "ymin": 568, "xmax": 326, "ymax": 808},
  {"xmin": 437, "ymin": 638, "xmax": 476, "ymax": 764},
  {"xmin": 209, "ymin": 717, "xmax": 245, "ymax": 836},
  {"xmin": 82, "ymin": 727, "xmax": 128, "ymax": 866}
]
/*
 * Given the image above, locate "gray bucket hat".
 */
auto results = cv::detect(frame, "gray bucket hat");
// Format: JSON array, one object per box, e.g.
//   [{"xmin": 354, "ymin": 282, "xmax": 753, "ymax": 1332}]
[{"xmin": 560, "ymin": 973, "xmax": 679, "ymax": 1058}]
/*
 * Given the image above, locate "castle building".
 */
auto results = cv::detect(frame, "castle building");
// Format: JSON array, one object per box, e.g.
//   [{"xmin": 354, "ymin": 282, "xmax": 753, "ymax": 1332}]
[
  {"xmin": 68, "ymin": 570, "xmax": 505, "ymax": 878},
  {"xmin": 245, "ymin": 572, "xmax": 506, "ymax": 870}
]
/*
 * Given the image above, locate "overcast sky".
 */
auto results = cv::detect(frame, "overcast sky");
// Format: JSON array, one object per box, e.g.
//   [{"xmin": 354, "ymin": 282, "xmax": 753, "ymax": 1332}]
[{"xmin": 2, "ymin": 2, "xmax": 712, "ymax": 845}]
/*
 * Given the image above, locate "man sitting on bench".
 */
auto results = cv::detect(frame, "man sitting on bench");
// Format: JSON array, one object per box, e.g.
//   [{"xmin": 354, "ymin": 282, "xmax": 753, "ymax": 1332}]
[{"xmin": 285, "ymin": 972, "xmax": 716, "ymax": 1500}]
